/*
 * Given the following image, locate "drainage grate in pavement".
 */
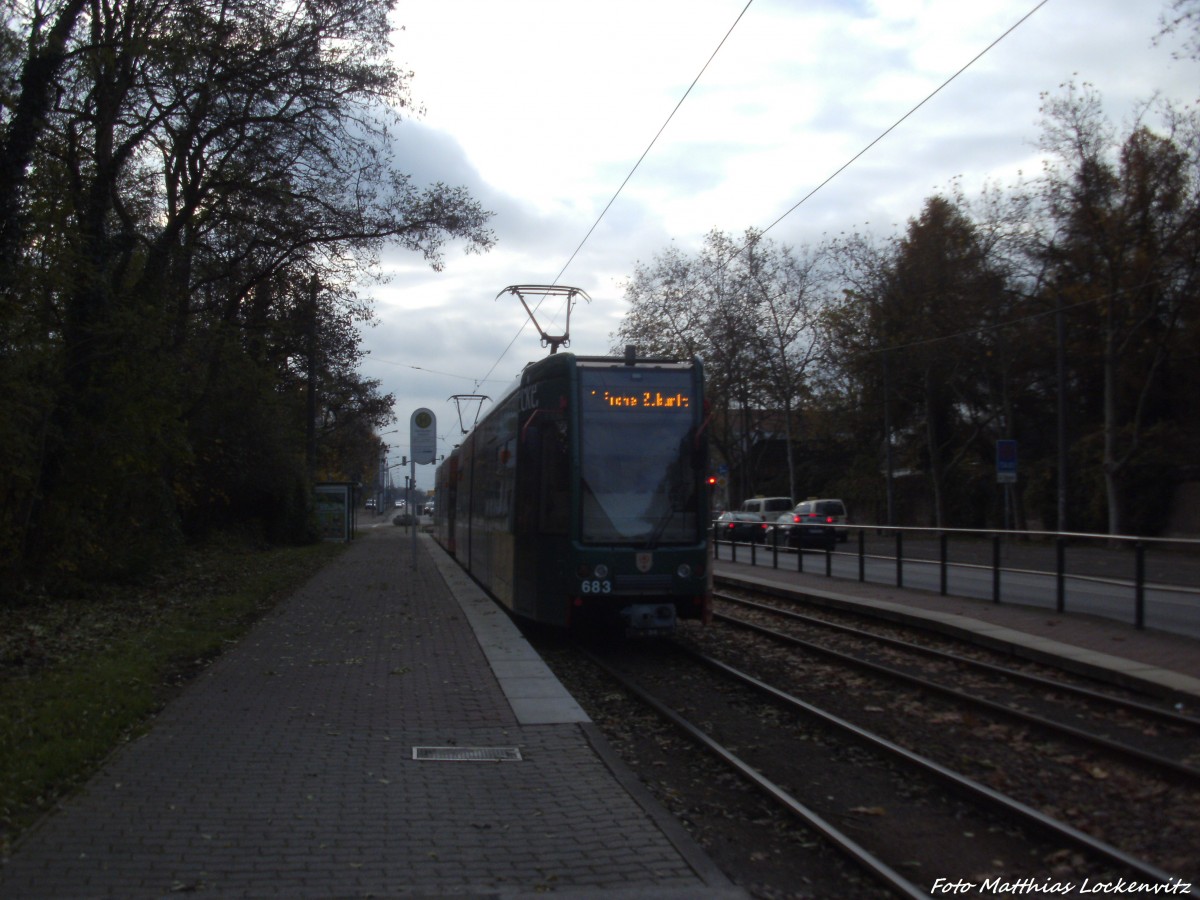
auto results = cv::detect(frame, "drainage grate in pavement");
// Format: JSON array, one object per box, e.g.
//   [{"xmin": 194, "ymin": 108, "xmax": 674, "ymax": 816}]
[{"xmin": 412, "ymin": 746, "xmax": 523, "ymax": 761}]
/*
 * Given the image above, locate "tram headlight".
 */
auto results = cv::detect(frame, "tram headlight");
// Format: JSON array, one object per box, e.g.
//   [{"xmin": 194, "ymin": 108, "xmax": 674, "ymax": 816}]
[
  {"xmin": 676, "ymin": 563, "xmax": 692, "ymax": 579},
  {"xmin": 594, "ymin": 563, "xmax": 609, "ymax": 579}
]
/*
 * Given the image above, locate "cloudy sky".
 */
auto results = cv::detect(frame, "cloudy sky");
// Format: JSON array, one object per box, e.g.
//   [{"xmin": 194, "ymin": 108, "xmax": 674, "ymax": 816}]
[{"xmin": 360, "ymin": 0, "xmax": 1198, "ymax": 486}]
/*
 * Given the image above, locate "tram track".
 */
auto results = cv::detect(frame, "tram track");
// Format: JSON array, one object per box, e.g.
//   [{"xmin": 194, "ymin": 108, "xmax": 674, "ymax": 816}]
[
  {"xmin": 529, "ymin": 572, "xmax": 1200, "ymax": 896},
  {"xmin": 687, "ymin": 591, "xmax": 1200, "ymax": 879},
  {"xmin": 581, "ymin": 644, "xmax": 928, "ymax": 900},
  {"xmin": 711, "ymin": 589, "xmax": 1200, "ymax": 784},
  {"xmin": 573, "ymin": 638, "xmax": 1186, "ymax": 898}
]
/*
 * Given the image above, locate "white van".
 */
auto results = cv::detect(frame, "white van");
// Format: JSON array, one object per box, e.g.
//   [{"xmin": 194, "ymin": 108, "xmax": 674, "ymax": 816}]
[{"xmin": 739, "ymin": 497, "xmax": 794, "ymax": 522}]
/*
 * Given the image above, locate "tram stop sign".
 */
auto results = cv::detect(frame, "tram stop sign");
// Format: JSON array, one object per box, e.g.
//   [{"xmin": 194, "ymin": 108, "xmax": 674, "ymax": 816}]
[{"xmin": 411, "ymin": 408, "xmax": 437, "ymax": 465}]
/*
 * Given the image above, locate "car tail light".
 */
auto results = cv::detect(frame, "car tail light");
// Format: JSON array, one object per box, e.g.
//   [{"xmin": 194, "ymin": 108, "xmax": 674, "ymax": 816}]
[{"xmin": 825, "ymin": 516, "xmax": 834, "ymax": 523}]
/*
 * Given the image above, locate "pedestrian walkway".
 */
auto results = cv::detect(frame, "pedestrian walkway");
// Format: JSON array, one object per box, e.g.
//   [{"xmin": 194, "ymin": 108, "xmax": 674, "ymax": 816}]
[
  {"xmin": 715, "ymin": 558, "xmax": 1200, "ymax": 706},
  {"xmin": 0, "ymin": 528, "xmax": 743, "ymax": 899}
]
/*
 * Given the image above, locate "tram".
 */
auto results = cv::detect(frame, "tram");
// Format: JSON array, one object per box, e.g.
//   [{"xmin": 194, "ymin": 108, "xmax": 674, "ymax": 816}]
[{"xmin": 434, "ymin": 348, "xmax": 711, "ymax": 635}]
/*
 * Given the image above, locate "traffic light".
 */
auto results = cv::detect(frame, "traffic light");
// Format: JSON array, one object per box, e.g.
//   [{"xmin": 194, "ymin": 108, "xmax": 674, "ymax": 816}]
[{"xmin": 706, "ymin": 475, "xmax": 717, "ymax": 487}]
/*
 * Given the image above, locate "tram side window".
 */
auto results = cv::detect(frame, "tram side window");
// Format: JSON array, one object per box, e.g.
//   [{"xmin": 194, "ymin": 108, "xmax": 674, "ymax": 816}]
[{"xmin": 539, "ymin": 423, "xmax": 569, "ymax": 535}]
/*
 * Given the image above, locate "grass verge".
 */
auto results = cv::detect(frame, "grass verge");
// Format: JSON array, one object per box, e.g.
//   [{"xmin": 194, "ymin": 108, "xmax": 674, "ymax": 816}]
[{"xmin": 0, "ymin": 535, "xmax": 347, "ymax": 856}]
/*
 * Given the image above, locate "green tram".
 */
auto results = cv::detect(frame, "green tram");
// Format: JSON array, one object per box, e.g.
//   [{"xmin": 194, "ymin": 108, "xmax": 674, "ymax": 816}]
[{"xmin": 433, "ymin": 350, "xmax": 712, "ymax": 635}]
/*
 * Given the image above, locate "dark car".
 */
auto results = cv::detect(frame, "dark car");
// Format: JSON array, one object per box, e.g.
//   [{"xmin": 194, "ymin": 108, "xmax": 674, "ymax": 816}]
[
  {"xmin": 715, "ymin": 511, "xmax": 769, "ymax": 544},
  {"xmin": 770, "ymin": 499, "xmax": 846, "ymax": 550}
]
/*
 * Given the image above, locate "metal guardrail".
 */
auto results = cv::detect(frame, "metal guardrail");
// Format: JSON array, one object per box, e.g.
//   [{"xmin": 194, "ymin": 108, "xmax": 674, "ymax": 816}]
[{"xmin": 712, "ymin": 522, "xmax": 1200, "ymax": 633}]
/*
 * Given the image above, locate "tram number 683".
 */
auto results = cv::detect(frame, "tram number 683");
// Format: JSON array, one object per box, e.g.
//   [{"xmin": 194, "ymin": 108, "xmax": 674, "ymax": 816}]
[{"xmin": 580, "ymin": 579, "xmax": 612, "ymax": 594}]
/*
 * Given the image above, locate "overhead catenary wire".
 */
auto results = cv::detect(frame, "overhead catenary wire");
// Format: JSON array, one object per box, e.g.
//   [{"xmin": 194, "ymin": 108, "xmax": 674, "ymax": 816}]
[
  {"xmin": 365, "ymin": 356, "xmax": 508, "ymax": 383},
  {"xmin": 648, "ymin": 0, "xmax": 1058, "ymax": 370},
  {"xmin": 756, "ymin": 0, "xmax": 1052, "ymax": 243},
  {"xmin": 395, "ymin": 0, "xmax": 1082, "ymax": 480},
  {"xmin": 663, "ymin": 0, "xmax": 1052, "ymax": 321},
  {"xmin": 449, "ymin": 0, "xmax": 1055, "ymax": 405},
  {"xmin": 477, "ymin": 0, "xmax": 1052, "ymax": 392},
  {"xmin": 551, "ymin": 0, "xmax": 757, "ymax": 286},
  {"xmin": 473, "ymin": 0, "xmax": 756, "ymax": 390}
]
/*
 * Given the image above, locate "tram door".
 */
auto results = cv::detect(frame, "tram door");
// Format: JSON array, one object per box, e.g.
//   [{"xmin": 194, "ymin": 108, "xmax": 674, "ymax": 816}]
[{"xmin": 515, "ymin": 408, "xmax": 570, "ymax": 623}]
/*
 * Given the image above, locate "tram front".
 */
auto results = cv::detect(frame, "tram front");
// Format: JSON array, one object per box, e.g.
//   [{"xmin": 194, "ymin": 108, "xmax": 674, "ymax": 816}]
[{"xmin": 574, "ymin": 356, "xmax": 710, "ymax": 634}]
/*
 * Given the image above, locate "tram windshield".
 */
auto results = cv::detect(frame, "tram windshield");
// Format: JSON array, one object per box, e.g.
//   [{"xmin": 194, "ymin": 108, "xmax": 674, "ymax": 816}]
[{"xmin": 578, "ymin": 367, "xmax": 701, "ymax": 545}]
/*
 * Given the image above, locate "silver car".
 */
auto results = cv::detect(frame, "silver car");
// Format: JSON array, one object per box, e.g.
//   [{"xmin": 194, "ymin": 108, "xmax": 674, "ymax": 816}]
[{"xmin": 771, "ymin": 499, "xmax": 847, "ymax": 550}]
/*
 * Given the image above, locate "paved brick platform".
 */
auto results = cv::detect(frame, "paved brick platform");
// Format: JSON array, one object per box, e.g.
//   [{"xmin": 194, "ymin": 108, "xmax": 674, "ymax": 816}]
[{"xmin": 0, "ymin": 528, "xmax": 742, "ymax": 899}]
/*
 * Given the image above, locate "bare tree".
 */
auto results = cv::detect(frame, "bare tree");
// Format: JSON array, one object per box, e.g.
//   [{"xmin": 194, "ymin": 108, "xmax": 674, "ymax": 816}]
[
  {"xmin": 1037, "ymin": 83, "xmax": 1200, "ymax": 534},
  {"xmin": 615, "ymin": 228, "xmax": 832, "ymax": 505},
  {"xmin": 737, "ymin": 230, "xmax": 829, "ymax": 500}
]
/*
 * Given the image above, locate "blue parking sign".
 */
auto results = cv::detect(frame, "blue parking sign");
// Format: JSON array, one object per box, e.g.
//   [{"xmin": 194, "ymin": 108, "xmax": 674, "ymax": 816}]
[{"xmin": 996, "ymin": 439, "xmax": 1018, "ymax": 483}]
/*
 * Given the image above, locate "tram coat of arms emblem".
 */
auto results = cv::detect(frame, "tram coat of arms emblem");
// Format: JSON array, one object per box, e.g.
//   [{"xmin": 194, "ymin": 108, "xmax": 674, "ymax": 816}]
[{"xmin": 635, "ymin": 552, "xmax": 653, "ymax": 573}]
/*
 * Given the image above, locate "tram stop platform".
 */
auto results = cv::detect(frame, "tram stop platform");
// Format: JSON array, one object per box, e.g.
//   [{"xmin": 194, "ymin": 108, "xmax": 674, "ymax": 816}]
[{"xmin": 0, "ymin": 527, "xmax": 743, "ymax": 899}]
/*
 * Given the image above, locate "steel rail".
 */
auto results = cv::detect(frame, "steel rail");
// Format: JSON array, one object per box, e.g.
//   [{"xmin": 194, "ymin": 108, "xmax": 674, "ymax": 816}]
[
  {"xmin": 580, "ymin": 649, "xmax": 930, "ymax": 900},
  {"xmin": 713, "ymin": 589, "xmax": 1200, "ymax": 728},
  {"xmin": 671, "ymin": 641, "xmax": 1181, "ymax": 888},
  {"xmin": 710, "ymin": 602, "xmax": 1200, "ymax": 783}
]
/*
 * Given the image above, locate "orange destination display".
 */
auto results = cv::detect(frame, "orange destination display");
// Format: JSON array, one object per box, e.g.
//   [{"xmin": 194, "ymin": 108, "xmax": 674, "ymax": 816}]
[{"xmin": 590, "ymin": 389, "xmax": 691, "ymax": 409}]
